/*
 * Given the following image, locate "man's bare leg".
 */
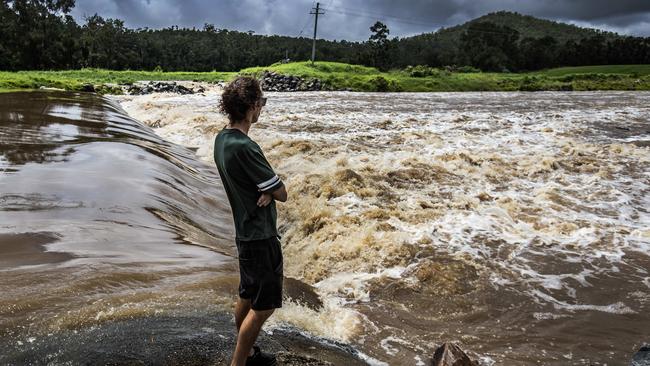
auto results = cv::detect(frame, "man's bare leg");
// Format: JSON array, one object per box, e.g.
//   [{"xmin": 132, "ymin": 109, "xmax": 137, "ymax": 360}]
[
  {"xmin": 230, "ymin": 308, "xmax": 275, "ymax": 366},
  {"xmin": 235, "ymin": 297, "xmax": 251, "ymax": 333}
]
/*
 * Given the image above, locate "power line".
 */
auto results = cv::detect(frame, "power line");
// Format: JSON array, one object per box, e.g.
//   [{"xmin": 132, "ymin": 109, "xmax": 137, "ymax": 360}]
[
  {"xmin": 324, "ymin": 0, "xmax": 334, "ymax": 11},
  {"xmin": 326, "ymin": 8, "xmax": 434, "ymax": 28},
  {"xmin": 296, "ymin": 0, "xmax": 316, "ymax": 37},
  {"xmin": 325, "ymin": 6, "xmax": 435, "ymax": 27},
  {"xmin": 296, "ymin": 16, "xmax": 313, "ymax": 38},
  {"xmin": 328, "ymin": 5, "xmax": 432, "ymax": 23}
]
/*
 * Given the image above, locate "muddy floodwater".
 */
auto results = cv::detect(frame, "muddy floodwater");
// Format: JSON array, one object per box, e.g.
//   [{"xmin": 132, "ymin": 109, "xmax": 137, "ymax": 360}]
[{"xmin": 2, "ymin": 90, "xmax": 650, "ymax": 365}]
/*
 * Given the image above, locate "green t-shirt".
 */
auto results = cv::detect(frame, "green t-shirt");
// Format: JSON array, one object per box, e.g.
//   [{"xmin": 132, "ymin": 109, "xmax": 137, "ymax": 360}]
[{"xmin": 214, "ymin": 128, "xmax": 284, "ymax": 241}]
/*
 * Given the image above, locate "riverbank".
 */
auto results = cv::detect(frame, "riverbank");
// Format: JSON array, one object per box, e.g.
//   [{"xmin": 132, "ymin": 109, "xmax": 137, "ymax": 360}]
[
  {"xmin": 0, "ymin": 311, "xmax": 369, "ymax": 366},
  {"xmin": 2, "ymin": 62, "xmax": 650, "ymax": 93}
]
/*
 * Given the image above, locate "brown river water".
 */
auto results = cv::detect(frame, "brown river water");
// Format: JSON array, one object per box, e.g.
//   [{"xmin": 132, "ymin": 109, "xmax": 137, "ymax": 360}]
[{"xmin": 2, "ymin": 90, "xmax": 650, "ymax": 365}]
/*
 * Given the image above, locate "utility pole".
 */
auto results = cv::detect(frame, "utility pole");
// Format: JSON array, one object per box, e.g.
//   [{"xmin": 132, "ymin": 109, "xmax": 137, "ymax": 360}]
[{"xmin": 310, "ymin": 2, "xmax": 324, "ymax": 64}]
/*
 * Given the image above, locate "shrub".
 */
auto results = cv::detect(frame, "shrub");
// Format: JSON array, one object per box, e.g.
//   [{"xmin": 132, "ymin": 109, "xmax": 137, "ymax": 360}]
[
  {"xmin": 519, "ymin": 76, "xmax": 544, "ymax": 91},
  {"xmin": 371, "ymin": 76, "xmax": 390, "ymax": 91},
  {"xmin": 370, "ymin": 76, "xmax": 402, "ymax": 92},
  {"xmin": 405, "ymin": 65, "xmax": 441, "ymax": 77},
  {"xmin": 455, "ymin": 65, "xmax": 481, "ymax": 73}
]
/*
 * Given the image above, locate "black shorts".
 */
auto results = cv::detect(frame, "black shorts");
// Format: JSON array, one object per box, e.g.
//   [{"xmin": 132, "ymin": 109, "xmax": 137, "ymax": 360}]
[{"xmin": 235, "ymin": 236, "xmax": 283, "ymax": 311}]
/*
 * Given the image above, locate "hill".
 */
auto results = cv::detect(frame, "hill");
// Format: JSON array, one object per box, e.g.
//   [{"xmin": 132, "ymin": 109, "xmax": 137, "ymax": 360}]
[
  {"xmin": 390, "ymin": 11, "xmax": 645, "ymax": 71},
  {"xmin": 432, "ymin": 11, "xmax": 620, "ymax": 44}
]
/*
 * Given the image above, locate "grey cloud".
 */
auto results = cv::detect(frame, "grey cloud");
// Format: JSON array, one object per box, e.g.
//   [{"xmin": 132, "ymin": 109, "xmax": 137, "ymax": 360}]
[{"xmin": 70, "ymin": 0, "xmax": 650, "ymax": 39}]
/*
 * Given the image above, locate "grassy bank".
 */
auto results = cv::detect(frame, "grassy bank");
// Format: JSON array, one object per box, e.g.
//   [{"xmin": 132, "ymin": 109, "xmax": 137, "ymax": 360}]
[
  {"xmin": 0, "ymin": 69, "xmax": 236, "ymax": 93},
  {"xmin": 537, "ymin": 64, "xmax": 650, "ymax": 77},
  {"xmin": 1, "ymin": 62, "xmax": 649, "ymax": 93},
  {"xmin": 241, "ymin": 62, "xmax": 650, "ymax": 92}
]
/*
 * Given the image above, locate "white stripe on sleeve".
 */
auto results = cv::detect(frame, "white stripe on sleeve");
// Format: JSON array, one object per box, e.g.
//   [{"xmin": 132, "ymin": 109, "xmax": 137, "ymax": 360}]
[{"xmin": 257, "ymin": 175, "xmax": 279, "ymax": 190}]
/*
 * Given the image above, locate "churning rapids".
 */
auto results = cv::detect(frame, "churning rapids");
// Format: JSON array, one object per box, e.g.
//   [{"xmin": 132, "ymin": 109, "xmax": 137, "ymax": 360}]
[{"xmin": 1, "ymin": 89, "xmax": 649, "ymax": 365}]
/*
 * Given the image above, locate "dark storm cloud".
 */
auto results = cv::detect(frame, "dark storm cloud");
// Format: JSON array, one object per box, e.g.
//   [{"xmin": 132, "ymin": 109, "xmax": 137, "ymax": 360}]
[{"xmin": 70, "ymin": 0, "xmax": 650, "ymax": 40}]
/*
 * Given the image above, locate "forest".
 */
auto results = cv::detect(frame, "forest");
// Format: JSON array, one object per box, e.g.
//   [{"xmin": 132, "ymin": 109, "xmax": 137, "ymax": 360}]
[{"xmin": 1, "ymin": 0, "xmax": 649, "ymax": 72}]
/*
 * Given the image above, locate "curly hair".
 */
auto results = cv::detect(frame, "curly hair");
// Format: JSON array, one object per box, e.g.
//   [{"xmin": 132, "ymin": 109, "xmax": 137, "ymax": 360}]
[{"xmin": 219, "ymin": 76, "xmax": 263, "ymax": 122}]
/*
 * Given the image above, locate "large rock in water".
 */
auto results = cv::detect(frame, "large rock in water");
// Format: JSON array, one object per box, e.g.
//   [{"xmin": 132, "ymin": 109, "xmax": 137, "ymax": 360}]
[
  {"xmin": 124, "ymin": 81, "xmax": 195, "ymax": 95},
  {"xmin": 632, "ymin": 345, "xmax": 650, "ymax": 366},
  {"xmin": 259, "ymin": 71, "xmax": 322, "ymax": 92},
  {"xmin": 431, "ymin": 343, "xmax": 479, "ymax": 366}
]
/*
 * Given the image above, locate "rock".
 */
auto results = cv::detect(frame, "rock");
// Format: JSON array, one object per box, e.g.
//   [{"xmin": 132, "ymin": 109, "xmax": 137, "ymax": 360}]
[
  {"xmin": 431, "ymin": 343, "xmax": 479, "ymax": 366},
  {"xmin": 259, "ymin": 71, "xmax": 322, "ymax": 92},
  {"xmin": 0, "ymin": 312, "xmax": 366, "ymax": 366},
  {"xmin": 283, "ymin": 277, "xmax": 323, "ymax": 311},
  {"xmin": 121, "ymin": 81, "xmax": 197, "ymax": 95},
  {"xmin": 38, "ymin": 86, "xmax": 65, "ymax": 91},
  {"xmin": 632, "ymin": 345, "xmax": 650, "ymax": 366},
  {"xmin": 277, "ymin": 352, "xmax": 332, "ymax": 366},
  {"xmin": 80, "ymin": 83, "xmax": 95, "ymax": 92}
]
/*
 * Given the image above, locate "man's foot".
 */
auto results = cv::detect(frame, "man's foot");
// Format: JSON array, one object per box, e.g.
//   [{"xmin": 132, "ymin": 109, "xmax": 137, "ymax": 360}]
[{"xmin": 245, "ymin": 346, "xmax": 277, "ymax": 366}]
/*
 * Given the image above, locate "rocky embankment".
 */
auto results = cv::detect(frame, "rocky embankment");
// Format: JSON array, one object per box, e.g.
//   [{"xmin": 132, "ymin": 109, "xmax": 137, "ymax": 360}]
[
  {"xmin": 76, "ymin": 81, "xmax": 224, "ymax": 95},
  {"xmin": 123, "ymin": 81, "xmax": 200, "ymax": 95},
  {"xmin": 0, "ymin": 310, "xmax": 486, "ymax": 366},
  {"xmin": 76, "ymin": 70, "xmax": 328, "ymax": 95},
  {"xmin": 85, "ymin": 72, "xmax": 325, "ymax": 95},
  {"xmin": 259, "ymin": 71, "xmax": 323, "ymax": 92},
  {"xmin": 0, "ymin": 312, "xmax": 365, "ymax": 366}
]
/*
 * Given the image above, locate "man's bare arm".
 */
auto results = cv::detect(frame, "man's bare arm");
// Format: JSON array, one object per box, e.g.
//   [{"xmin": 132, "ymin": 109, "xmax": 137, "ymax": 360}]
[{"xmin": 271, "ymin": 184, "xmax": 287, "ymax": 202}]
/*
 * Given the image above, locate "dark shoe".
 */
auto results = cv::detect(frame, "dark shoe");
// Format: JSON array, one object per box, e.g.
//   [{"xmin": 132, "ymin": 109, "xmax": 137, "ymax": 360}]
[{"xmin": 246, "ymin": 345, "xmax": 277, "ymax": 366}]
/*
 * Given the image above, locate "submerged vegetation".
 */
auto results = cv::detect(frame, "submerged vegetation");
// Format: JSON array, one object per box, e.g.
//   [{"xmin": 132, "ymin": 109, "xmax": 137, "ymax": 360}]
[{"xmin": 2, "ymin": 62, "xmax": 648, "ymax": 94}]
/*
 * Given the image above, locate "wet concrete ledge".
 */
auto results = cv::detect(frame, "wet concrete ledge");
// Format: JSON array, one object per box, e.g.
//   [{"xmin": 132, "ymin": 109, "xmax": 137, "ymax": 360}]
[
  {"xmin": 0, "ymin": 312, "xmax": 368, "ymax": 366},
  {"xmin": 0, "ymin": 232, "xmax": 74, "ymax": 268}
]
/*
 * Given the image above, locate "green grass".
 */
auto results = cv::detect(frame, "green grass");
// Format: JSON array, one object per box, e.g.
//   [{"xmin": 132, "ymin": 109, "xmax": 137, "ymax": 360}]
[
  {"xmin": 0, "ymin": 88, "xmax": 24, "ymax": 93},
  {"xmin": 242, "ymin": 61, "xmax": 380, "ymax": 78},
  {"xmin": 537, "ymin": 65, "xmax": 650, "ymax": 77},
  {"xmin": 242, "ymin": 61, "xmax": 394, "ymax": 91},
  {"xmin": 1, "ymin": 63, "xmax": 649, "ymax": 93},
  {"xmin": 242, "ymin": 61, "xmax": 650, "ymax": 92},
  {"xmin": 242, "ymin": 61, "xmax": 514, "ymax": 92},
  {"xmin": 0, "ymin": 69, "xmax": 236, "ymax": 94}
]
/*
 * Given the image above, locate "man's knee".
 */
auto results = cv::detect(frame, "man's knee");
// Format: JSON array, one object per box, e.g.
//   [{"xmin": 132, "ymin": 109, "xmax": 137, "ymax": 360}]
[{"xmin": 250, "ymin": 308, "xmax": 275, "ymax": 323}]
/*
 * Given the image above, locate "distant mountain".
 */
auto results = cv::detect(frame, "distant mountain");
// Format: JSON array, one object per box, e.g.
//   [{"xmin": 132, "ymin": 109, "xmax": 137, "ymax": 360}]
[
  {"xmin": 421, "ymin": 11, "xmax": 620, "ymax": 44},
  {"xmin": 468, "ymin": 12, "xmax": 617, "ymax": 41},
  {"xmin": 389, "ymin": 11, "xmax": 633, "ymax": 71}
]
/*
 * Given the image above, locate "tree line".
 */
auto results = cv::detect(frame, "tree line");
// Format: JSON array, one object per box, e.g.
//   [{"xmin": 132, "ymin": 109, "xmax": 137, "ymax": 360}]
[
  {"xmin": 389, "ymin": 21, "xmax": 650, "ymax": 72},
  {"xmin": 1, "ymin": 1, "xmax": 649, "ymax": 72}
]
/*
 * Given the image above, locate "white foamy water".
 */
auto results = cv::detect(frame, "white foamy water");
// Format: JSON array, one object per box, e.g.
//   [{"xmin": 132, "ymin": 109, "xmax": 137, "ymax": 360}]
[{"xmin": 114, "ymin": 90, "xmax": 650, "ymax": 365}]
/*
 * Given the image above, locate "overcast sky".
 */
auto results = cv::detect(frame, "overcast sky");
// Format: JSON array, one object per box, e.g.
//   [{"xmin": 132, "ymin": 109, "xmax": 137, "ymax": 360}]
[{"xmin": 70, "ymin": 0, "xmax": 650, "ymax": 41}]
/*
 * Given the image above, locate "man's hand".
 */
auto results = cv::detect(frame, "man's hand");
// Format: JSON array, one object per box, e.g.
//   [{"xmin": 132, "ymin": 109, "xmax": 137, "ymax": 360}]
[{"xmin": 257, "ymin": 192, "xmax": 273, "ymax": 207}]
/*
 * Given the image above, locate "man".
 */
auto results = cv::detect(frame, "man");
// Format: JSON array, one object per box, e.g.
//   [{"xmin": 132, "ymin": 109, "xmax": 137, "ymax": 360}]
[{"xmin": 214, "ymin": 77, "xmax": 287, "ymax": 366}]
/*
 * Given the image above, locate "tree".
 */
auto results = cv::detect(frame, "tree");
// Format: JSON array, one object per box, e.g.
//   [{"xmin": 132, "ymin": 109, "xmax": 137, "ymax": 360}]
[
  {"xmin": 13, "ymin": 0, "xmax": 76, "ymax": 68},
  {"xmin": 368, "ymin": 21, "xmax": 391, "ymax": 70},
  {"xmin": 460, "ymin": 22, "xmax": 519, "ymax": 71},
  {"xmin": 0, "ymin": 1, "xmax": 17, "ymax": 68},
  {"xmin": 518, "ymin": 36, "xmax": 558, "ymax": 70},
  {"xmin": 0, "ymin": 0, "xmax": 77, "ymax": 69}
]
